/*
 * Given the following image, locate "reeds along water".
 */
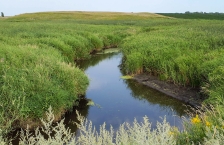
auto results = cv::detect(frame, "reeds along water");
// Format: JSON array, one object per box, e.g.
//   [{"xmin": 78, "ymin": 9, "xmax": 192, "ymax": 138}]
[{"xmin": 121, "ymin": 20, "xmax": 224, "ymax": 105}]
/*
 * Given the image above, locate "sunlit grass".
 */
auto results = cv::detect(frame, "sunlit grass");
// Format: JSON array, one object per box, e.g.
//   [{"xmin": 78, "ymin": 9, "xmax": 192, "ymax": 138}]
[{"xmin": 6, "ymin": 11, "xmax": 167, "ymax": 21}]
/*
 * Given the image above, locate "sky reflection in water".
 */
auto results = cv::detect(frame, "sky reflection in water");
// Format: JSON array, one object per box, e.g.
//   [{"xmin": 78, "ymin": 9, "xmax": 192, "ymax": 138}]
[{"xmin": 67, "ymin": 53, "xmax": 188, "ymax": 132}]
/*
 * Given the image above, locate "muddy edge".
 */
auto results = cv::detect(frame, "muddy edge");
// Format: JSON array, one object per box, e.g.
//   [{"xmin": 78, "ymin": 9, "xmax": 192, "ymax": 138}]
[{"xmin": 133, "ymin": 73, "xmax": 205, "ymax": 108}]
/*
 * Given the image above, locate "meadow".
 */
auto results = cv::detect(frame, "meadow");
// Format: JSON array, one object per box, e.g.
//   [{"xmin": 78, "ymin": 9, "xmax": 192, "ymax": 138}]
[{"xmin": 0, "ymin": 12, "xmax": 224, "ymax": 144}]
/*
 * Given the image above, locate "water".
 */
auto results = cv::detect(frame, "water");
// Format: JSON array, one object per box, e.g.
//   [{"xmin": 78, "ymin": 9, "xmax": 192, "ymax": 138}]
[
  {"xmin": 64, "ymin": 52, "xmax": 188, "ymax": 132},
  {"xmin": 10, "ymin": 52, "xmax": 189, "ymax": 144}
]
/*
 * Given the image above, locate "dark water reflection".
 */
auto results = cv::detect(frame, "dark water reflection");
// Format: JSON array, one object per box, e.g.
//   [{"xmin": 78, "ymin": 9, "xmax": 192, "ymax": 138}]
[{"xmin": 65, "ymin": 52, "xmax": 188, "ymax": 132}]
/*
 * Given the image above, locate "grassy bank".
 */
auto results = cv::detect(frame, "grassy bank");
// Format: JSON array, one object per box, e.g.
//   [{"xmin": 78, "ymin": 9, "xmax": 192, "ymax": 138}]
[
  {"xmin": 121, "ymin": 19, "xmax": 224, "ymax": 105},
  {"xmin": 0, "ymin": 42, "xmax": 89, "ymax": 130}
]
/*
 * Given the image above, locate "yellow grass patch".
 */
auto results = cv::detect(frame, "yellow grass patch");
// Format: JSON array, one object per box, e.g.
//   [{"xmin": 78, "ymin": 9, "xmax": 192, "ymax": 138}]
[{"xmin": 120, "ymin": 75, "xmax": 133, "ymax": 79}]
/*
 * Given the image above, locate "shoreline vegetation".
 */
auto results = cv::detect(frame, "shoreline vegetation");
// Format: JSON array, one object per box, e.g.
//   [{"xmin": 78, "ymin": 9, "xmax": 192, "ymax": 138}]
[{"xmin": 0, "ymin": 11, "xmax": 224, "ymax": 144}]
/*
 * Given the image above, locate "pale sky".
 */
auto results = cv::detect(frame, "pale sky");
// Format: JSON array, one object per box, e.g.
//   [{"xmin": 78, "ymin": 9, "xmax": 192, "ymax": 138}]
[{"xmin": 1, "ymin": 0, "xmax": 223, "ymax": 16}]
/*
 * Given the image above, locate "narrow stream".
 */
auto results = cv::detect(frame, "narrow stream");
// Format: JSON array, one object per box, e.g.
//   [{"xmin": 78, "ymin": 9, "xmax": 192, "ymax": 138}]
[
  {"xmin": 64, "ymin": 52, "xmax": 188, "ymax": 133},
  {"xmin": 10, "ymin": 52, "xmax": 189, "ymax": 144},
  {"xmin": 9, "ymin": 53, "xmax": 187, "ymax": 145}
]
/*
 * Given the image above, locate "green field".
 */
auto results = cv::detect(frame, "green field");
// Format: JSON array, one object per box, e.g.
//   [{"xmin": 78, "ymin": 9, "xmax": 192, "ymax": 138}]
[{"xmin": 0, "ymin": 12, "xmax": 224, "ymax": 144}]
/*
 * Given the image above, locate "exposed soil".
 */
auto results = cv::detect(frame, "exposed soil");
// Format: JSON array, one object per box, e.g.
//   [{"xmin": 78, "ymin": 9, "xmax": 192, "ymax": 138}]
[{"xmin": 133, "ymin": 73, "xmax": 205, "ymax": 108}]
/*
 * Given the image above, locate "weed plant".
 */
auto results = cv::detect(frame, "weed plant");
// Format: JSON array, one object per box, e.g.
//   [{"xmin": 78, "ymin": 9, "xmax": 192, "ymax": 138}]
[
  {"xmin": 176, "ymin": 105, "xmax": 224, "ymax": 144},
  {"xmin": 1, "ymin": 107, "xmax": 224, "ymax": 144},
  {"xmin": 4, "ymin": 107, "xmax": 177, "ymax": 145}
]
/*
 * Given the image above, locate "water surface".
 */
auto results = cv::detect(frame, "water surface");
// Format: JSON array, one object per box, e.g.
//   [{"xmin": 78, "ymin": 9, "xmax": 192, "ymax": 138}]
[
  {"xmin": 10, "ymin": 52, "xmax": 188, "ymax": 144},
  {"xmin": 65, "ymin": 52, "xmax": 188, "ymax": 132}
]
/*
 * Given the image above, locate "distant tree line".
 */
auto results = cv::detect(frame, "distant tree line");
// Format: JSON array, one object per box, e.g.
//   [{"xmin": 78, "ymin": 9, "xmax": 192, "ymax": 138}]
[
  {"xmin": 185, "ymin": 11, "xmax": 224, "ymax": 14},
  {"xmin": 157, "ymin": 12, "xmax": 224, "ymax": 20}
]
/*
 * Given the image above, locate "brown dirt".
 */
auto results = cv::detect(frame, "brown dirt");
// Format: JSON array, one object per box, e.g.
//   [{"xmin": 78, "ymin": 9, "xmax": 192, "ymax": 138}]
[{"xmin": 132, "ymin": 73, "xmax": 205, "ymax": 108}]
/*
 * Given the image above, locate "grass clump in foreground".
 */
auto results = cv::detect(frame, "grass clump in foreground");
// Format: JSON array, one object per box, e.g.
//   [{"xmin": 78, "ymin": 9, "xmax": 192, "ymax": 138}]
[
  {"xmin": 176, "ymin": 105, "xmax": 224, "ymax": 144},
  {"xmin": 3, "ymin": 107, "xmax": 177, "ymax": 145},
  {"xmin": 1, "ymin": 106, "xmax": 224, "ymax": 145}
]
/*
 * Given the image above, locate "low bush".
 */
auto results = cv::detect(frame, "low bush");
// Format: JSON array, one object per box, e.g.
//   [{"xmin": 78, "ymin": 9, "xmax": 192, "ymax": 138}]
[{"xmin": 1, "ymin": 106, "xmax": 224, "ymax": 144}]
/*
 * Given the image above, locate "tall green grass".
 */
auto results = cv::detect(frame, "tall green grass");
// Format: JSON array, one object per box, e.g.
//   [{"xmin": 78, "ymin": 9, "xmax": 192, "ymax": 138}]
[
  {"xmin": 0, "ymin": 43, "xmax": 89, "ymax": 130},
  {"xmin": 121, "ymin": 19, "xmax": 224, "ymax": 105}
]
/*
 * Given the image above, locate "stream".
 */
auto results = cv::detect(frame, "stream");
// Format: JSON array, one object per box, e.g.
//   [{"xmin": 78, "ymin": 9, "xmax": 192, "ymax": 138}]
[
  {"xmin": 10, "ymin": 52, "xmax": 189, "ymax": 144},
  {"xmin": 64, "ymin": 52, "xmax": 188, "ymax": 133}
]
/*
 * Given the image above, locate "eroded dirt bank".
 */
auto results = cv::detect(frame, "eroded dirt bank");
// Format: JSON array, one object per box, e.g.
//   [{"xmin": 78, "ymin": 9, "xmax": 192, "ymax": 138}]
[{"xmin": 133, "ymin": 73, "xmax": 205, "ymax": 107}]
